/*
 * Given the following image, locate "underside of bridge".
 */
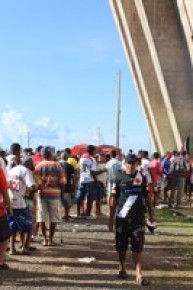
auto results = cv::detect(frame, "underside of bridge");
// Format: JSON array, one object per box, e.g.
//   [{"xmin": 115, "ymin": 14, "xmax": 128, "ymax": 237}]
[{"xmin": 109, "ymin": 0, "xmax": 193, "ymax": 154}]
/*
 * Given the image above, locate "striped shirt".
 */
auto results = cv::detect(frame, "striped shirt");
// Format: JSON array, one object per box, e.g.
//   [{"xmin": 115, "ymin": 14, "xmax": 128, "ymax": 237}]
[{"xmin": 35, "ymin": 160, "xmax": 66, "ymax": 200}]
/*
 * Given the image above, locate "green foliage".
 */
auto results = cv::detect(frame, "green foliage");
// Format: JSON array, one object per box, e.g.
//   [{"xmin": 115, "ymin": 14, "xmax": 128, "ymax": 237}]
[{"xmin": 156, "ymin": 208, "xmax": 193, "ymax": 224}]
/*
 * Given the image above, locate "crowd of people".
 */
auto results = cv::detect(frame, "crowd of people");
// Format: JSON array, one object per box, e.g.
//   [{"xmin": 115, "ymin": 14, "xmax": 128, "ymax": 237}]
[{"xmin": 0, "ymin": 142, "xmax": 192, "ymax": 286}]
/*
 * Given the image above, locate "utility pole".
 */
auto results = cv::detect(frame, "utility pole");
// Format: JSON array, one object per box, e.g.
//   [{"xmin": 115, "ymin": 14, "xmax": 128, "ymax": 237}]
[
  {"xmin": 27, "ymin": 131, "xmax": 31, "ymax": 148},
  {"xmin": 116, "ymin": 71, "xmax": 121, "ymax": 148}
]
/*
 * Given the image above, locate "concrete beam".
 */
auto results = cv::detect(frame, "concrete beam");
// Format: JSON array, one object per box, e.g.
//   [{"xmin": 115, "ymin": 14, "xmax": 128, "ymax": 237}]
[
  {"xmin": 109, "ymin": 0, "xmax": 193, "ymax": 153},
  {"xmin": 109, "ymin": 0, "xmax": 161, "ymax": 152}
]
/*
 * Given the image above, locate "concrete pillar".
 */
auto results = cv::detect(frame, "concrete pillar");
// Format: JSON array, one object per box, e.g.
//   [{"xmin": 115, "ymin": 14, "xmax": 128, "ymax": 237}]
[{"xmin": 109, "ymin": 0, "xmax": 193, "ymax": 154}]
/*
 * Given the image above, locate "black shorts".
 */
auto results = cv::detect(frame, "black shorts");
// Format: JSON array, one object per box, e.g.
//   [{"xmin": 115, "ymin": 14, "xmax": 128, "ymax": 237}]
[
  {"xmin": 115, "ymin": 217, "xmax": 145, "ymax": 253},
  {"xmin": 0, "ymin": 215, "xmax": 11, "ymax": 243}
]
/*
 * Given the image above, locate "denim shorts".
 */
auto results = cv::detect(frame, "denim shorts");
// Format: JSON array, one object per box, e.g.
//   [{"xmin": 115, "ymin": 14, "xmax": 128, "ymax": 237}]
[
  {"xmin": 11, "ymin": 208, "xmax": 33, "ymax": 233},
  {"xmin": 96, "ymin": 182, "xmax": 105, "ymax": 200},
  {"xmin": 76, "ymin": 182, "xmax": 97, "ymax": 202}
]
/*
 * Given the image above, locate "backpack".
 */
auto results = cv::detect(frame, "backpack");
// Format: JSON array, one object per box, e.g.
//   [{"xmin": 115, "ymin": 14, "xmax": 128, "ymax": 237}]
[{"xmin": 172, "ymin": 156, "xmax": 186, "ymax": 175}]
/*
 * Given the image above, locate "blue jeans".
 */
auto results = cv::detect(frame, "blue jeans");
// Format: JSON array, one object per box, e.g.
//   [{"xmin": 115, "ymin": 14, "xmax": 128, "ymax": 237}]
[{"xmin": 76, "ymin": 182, "xmax": 97, "ymax": 203}]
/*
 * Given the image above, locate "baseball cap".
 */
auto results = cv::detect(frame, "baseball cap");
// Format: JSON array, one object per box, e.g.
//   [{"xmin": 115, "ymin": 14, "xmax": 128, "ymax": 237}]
[{"xmin": 125, "ymin": 154, "xmax": 137, "ymax": 163}]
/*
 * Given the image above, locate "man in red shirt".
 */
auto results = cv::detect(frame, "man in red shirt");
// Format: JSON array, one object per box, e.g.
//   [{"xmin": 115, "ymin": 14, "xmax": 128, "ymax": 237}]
[
  {"xmin": 148, "ymin": 152, "xmax": 163, "ymax": 207},
  {"xmin": 32, "ymin": 145, "xmax": 44, "ymax": 167},
  {"xmin": 0, "ymin": 167, "xmax": 12, "ymax": 269}
]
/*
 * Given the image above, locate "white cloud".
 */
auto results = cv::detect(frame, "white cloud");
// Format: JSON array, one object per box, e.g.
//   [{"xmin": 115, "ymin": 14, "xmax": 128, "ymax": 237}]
[
  {"xmin": 0, "ymin": 109, "xmax": 29, "ymax": 147},
  {"xmin": 0, "ymin": 108, "xmax": 150, "ymax": 153},
  {"xmin": 0, "ymin": 109, "xmax": 58, "ymax": 148},
  {"xmin": 0, "ymin": 108, "xmax": 111, "ymax": 150},
  {"xmin": 2, "ymin": 109, "xmax": 29, "ymax": 136}
]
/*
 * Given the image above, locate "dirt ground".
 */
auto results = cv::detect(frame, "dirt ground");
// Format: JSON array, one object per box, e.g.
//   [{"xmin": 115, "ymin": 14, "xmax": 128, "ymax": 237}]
[{"xmin": 1, "ymin": 204, "xmax": 193, "ymax": 290}]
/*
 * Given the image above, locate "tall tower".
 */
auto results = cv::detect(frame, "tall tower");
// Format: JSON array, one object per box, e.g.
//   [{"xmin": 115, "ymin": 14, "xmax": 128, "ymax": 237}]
[{"xmin": 109, "ymin": 0, "xmax": 193, "ymax": 154}]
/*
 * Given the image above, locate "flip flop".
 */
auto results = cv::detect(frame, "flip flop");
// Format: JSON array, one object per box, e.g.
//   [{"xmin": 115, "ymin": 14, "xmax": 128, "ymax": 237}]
[{"xmin": 136, "ymin": 277, "xmax": 150, "ymax": 286}]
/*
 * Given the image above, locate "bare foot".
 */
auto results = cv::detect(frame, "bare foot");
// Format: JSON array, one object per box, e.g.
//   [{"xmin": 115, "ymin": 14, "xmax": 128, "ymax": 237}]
[{"xmin": 42, "ymin": 239, "xmax": 48, "ymax": 247}]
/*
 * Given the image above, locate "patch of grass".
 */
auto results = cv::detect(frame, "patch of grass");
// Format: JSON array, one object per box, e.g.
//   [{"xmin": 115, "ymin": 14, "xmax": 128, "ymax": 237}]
[{"xmin": 156, "ymin": 208, "xmax": 193, "ymax": 224}]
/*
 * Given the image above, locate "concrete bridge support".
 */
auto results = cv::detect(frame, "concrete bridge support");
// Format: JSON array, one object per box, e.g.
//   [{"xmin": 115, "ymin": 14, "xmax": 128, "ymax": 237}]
[{"xmin": 109, "ymin": 0, "xmax": 193, "ymax": 155}]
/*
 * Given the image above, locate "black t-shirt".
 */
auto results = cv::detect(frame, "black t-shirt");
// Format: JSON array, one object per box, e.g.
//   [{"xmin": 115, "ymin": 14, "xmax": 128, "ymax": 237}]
[
  {"xmin": 114, "ymin": 171, "xmax": 147, "ymax": 226},
  {"xmin": 60, "ymin": 161, "xmax": 75, "ymax": 193}
]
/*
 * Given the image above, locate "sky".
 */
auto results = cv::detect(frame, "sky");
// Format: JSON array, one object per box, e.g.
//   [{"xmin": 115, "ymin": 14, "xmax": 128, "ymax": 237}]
[{"xmin": 0, "ymin": 0, "xmax": 150, "ymax": 154}]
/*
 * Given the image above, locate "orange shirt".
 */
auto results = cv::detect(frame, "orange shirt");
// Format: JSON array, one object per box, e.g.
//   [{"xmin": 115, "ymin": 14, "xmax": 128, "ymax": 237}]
[{"xmin": 32, "ymin": 153, "xmax": 44, "ymax": 166}]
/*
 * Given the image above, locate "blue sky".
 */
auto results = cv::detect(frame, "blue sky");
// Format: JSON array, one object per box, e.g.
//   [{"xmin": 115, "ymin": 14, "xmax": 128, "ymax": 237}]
[{"xmin": 0, "ymin": 0, "xmax": 150, "ymax": 153}]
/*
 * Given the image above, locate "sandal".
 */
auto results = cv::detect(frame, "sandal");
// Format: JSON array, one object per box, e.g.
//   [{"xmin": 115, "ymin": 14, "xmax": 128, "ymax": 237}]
[
  {"xmin": 0, "ymin": 263, "xmax": 9, "ymax": 270},
  {"xmin": 118, "ymin": 270, "xmax": 128, "ymax": 279},
  {"xmin": 136, "ymin": 277, "xmax": 150, "ymax": 286}
]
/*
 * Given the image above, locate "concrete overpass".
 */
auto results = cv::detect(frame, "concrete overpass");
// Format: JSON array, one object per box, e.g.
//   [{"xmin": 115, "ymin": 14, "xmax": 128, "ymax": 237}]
[{"xmin": 109, "ymin": 0, "xmax": 193, "ymax": 154}]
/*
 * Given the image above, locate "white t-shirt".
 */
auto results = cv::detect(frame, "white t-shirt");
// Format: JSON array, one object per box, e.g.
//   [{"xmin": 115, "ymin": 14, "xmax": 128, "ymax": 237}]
[
  {"xmin": 96, "ymin": 162, "xmax": 107, "ymax": 185},
  {"xmin": 141, "ymin": 158, "xmax": 152, "ymax": 183},
  {"xmin": 0, "ymin": 157, "xmax": 7, "ymax": 179},
  {"xmin": 79, "ymin": 155, "xmax": 97, "ymax": 184},
  {"xmin": 6, "ymin": 154, "xmax": 17, "ymax": 171},
  {"xmin": 8, "ymin": 165, "xmax": 35, "ymax": 209}
]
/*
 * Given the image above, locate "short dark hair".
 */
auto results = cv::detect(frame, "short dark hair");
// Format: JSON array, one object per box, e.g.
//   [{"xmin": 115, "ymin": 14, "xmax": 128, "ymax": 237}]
[
  {"xmin": 111, "ymin": 150, "xmax": 117, "ymax": 158},
  {"xmin": 42, "ymin": 146, "xmax": 52, "ymax": 159},
  {"xmin": 64, "ymin": 148, "xmax": 71, "ymax": 155},
  {"xmin": 36, "ymin": 145, "xmax": 43, "ymax": 153},
  {"xmin": 142, "ymin": 151, "xmax": 149, "ymax": 158},
  {"xmin": 10, "ymin": 143, "xmax": 21, "ymax": 155},
  {"xmin": 87, "ymin": 145, "xmax": 95, "ymax": 155},
  {"xmin": 153, "ymin": 152, "xmax": 160, "ymax": 159}
]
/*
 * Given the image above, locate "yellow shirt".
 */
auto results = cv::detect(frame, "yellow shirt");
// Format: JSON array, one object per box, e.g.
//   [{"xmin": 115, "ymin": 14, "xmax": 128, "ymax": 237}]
[{"xmin": 67, "ymin": 157, "xmax": 79, "ymax": 169}]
